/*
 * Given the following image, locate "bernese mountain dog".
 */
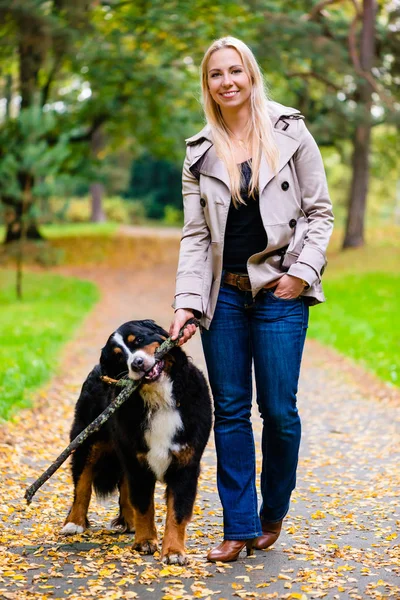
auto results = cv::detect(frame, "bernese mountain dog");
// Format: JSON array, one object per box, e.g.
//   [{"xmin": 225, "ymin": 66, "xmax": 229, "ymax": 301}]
[{"xmin": 61, "ymin": 319, "xmax": 212, "ymax": 565}]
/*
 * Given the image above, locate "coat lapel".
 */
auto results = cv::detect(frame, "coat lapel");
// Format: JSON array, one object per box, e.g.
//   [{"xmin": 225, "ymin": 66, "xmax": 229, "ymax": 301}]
[
  {"xmin": 198, "ymin": 144, "xmax": 231, "ymax": 190},
  {"xmin": 258, "ymin": 130, "xmax": 301, "ymax": 194},
  {"xmin": 188, "ymin": 121, "xmax": 301, "ymax": 193}
]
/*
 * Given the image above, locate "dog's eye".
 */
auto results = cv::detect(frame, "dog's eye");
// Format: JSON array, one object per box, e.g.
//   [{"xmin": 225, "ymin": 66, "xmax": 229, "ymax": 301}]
[{"xmin": 133, "ymin": 336, "xmax": 144, "ymax": 346}]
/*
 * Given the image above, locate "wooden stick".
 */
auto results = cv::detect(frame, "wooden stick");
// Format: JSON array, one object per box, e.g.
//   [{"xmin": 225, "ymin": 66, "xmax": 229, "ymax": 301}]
[{"xmin": 24, "ymin": 318, "xmax": 198, "ymax": 504}]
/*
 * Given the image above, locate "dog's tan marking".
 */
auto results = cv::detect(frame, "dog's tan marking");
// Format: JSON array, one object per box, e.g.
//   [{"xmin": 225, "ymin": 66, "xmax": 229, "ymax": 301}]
[
  {"xmin": 63, "ymin": 443, "xmax": 110, "ymax": 530},
  {"xmin": 136, "ymin": 451, "xmax": 148, "ymax": 466},
  {"xmin": 163, "ymin": 354, "xmax": 175, "ymax": 374},
  {"xmin": 161, "ymin": 490, "xmax": 189, "ymax": 563},
  {"xmin": 119, "ymin": 476, "xmax": 135, "ymax": 531},
  {"xmin": 132, "ymin": 497, "xmax": 158, "ymax": 553},
  {"xmin": 113, "ymin": 347, "xmax": 122, "ymax": 354},
  {"xmin": 127, "ymin": 334, "xmax": 135, "ymax": 343},
  {"xmin": 142, "ymin": 341, "xmax": 160, "ymax": 355},
  {"xmin": 171, "ymin": 445, "xmax": 194, "ymax": 467},
  {"xmin": 64, "ymin": 464, "xmax": 93, "ymax": 529}
]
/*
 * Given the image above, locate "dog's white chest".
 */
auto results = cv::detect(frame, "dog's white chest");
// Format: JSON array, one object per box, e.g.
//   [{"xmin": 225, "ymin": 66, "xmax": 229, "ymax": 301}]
[{"xmin": 141, "ymin": 376, "xmax": 183, "ymax": 482}]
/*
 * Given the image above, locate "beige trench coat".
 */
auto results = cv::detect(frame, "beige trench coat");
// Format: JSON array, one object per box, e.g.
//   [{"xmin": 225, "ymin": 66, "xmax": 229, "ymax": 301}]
[{"xmin": 173, "ymin": 101, "xmax": 334, "ymax": 329}]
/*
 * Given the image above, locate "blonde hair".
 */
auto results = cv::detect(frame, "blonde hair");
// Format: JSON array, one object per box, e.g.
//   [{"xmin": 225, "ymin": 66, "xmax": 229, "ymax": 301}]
[{"xmin": 201, "ymin": 37, "xmax": 279, "ymax": 207}]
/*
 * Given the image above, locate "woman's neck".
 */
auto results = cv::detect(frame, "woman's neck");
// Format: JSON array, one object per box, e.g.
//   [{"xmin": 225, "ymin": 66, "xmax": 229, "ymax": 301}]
[{"xmin": 220, "ymin": 103, "xmax": 251, "ymax": 140}]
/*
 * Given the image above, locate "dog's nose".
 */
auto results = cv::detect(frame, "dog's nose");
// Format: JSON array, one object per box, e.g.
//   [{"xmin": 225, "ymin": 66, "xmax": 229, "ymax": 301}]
[{"xmin": 131, "ymin": 355, "xmax": 144, "ymax": 371}]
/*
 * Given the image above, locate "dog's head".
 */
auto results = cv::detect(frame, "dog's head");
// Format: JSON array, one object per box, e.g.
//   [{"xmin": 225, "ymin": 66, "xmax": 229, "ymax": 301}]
[{"xmin": 100, "ymin": 320, "xmax": 169, "ymax": 383}]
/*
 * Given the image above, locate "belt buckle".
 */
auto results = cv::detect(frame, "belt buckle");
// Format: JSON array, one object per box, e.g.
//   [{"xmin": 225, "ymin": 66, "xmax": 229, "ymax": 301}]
[{"xmin": 236, "ymin": 274, "xmax": 248, "ymax": 292}]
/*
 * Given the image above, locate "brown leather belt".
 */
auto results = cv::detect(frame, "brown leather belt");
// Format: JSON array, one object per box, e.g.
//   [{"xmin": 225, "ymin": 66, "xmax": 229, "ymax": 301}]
[{"xmin": 223, "ymin": 272, "xmax": 278, "ymax": 292}]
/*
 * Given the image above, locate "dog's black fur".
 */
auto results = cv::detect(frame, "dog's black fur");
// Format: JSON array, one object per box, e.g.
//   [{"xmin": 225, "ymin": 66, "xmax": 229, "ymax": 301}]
[{"xmin": 62, "ymin": 319, "xmax": 212, "ymax": 564}]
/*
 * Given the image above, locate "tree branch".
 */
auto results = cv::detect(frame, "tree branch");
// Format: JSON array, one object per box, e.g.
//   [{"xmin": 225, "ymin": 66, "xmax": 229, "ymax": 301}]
[
  {"xmin": 41, "ymin": 56, "xmax": 62, "ymax": 107},
  {"xmin": 24, "ymin": 318, "xmax": 199, "ymax": 505},
  {"xmin": 306, "ymin": 0, "xmax": 345, "ymax": 21},
  {"xmin": 69, "ymin": 113, "xmax": 110, "ymax": 143},
  {"xmin": 348, "ymin": 0, "xmax": 396, "ymax": 111},
  {"xmin": 287, "ymin": 70, "xmax": 341, "ymax": 92}
]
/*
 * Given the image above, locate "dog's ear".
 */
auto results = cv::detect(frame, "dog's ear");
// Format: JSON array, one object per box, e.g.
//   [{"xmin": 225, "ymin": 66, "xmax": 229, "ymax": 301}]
[
  {"xmin": 168, "ymin": 345, "xmax": 188, "ymax": 371},
  {"xmin": 100, "ymin": 341, "xmax": 124, "ymax": 378},
  {"xmin": 99, "ymin": 343, "xmax": 112, "ymax": 376}
]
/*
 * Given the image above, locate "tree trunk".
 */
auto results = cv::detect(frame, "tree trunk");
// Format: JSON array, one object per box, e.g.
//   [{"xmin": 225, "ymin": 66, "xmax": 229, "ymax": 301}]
[
  {"xmin": 90, "ymin": 128, "xmax": 106, "ymax": 223},
  {"xmin": 343, "ymin": 0, "xmax": 376, "ymax": 249},
  {"xmin": 2, "ymin": 194, "xmax": 43, "ymax": 244},
  {"xmin": 18, "ymin": 16, "xmax": 45, "ymax": 110},
  {"xmin": 90, "ymin": 183, "xmax": 106, "ymax": 223}
]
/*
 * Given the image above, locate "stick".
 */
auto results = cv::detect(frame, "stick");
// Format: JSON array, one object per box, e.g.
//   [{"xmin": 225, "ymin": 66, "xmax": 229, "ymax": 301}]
[{"xmin": 24, "ymin": 318, "xmax": 198, "ymax": 504}]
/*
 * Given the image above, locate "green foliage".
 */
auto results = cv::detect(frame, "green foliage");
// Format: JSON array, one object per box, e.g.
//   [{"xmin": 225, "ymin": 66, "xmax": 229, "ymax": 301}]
[
  {"xmin": 0, "ymin": 270, "xmax": 99, "ymax": 420},
  {"xmin": 0, "ymin": 107, "xmax": 72, "ymax": 202},
  {"xmin": 164, "ymin": 206, "xmax": 183, "ymax": 226},
  {"xmin": 0, "ymin": 0, "xmax": 398, "ymax": 239},
  {"xmin": 126, "ymin": 155, "xmax": 182, "ymax": 219}
]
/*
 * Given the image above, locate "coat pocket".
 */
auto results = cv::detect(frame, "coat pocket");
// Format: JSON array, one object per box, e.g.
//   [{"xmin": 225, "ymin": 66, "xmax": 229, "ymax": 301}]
[{"xmin": 282, "ymin": 215, "xmax": 308, "ymax": 269}]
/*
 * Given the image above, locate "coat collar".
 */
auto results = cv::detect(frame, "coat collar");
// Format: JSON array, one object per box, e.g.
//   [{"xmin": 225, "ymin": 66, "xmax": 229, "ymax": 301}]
[{"xmin": 186, "ymin": 102, "xmax": 303, "ymax": 193}]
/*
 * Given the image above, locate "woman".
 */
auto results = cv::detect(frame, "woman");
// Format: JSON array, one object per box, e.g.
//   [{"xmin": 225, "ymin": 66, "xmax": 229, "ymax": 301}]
[{"xmin": 170, "ymin": 37, "xmax": 333, "ymax": 562}]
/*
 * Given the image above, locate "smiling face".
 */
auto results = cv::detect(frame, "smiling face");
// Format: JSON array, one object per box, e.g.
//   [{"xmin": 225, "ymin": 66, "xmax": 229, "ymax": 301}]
[{"xmin": 207, "ymin": 47, "xmax": 252, "ymax": 112}]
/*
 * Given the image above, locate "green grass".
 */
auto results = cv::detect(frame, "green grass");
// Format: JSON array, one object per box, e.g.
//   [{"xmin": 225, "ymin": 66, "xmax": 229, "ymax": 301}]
[
  {"xmin": 309, "ymin": 273, "xmax": 400, "ymax": 386},
  {"xmin": 308, "ymin": 226, "xmax": 400, "ymax": 387},
  {"xmin": 0, "ymin": 270, "xmax": 99, "ymax": 421},
  {"xmin": 41, "ymin": 222, "xmax": 118, "ymax": 238},
  {"xmin": 0, "ymin": 222, "xmax": 118, "ymax": 241}
]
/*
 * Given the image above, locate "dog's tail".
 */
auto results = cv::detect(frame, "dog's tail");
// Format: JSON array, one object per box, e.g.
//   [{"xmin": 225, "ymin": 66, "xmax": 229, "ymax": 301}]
[{"xmin": 93, "ymin": 451, "xmax": 123, "ymax": 497}]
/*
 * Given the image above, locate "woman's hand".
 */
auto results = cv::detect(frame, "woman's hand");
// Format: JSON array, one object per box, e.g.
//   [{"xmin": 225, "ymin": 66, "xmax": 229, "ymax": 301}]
[
  {"xmin": 169, "ymin": 309, "xmax": 198, "ymax": 346},
  {"xmin": 273, "ymin": 274, "xmax": 306, "ymax": 299}
]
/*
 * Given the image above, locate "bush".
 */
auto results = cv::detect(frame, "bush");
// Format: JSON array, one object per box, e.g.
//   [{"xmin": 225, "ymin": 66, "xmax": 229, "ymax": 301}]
[
  {"xmin": 49, "ymin": 196, "xmax": 135, "ymax": 224},
  {"xmin": 164, "ymin": 206, "xmax": 183, "ymax": 226},
  {"xmin": 127, "ymin": 200, "xmax": 146, "ymax": 224}
]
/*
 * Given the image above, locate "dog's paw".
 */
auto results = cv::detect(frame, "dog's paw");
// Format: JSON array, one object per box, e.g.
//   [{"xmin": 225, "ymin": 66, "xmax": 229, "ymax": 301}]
[
  {"xmin": 132, "ymin": 540, "xmax": 158, "ymax": 555},
  {"xmin": 61, "ymin": 522, "xmax": 85, "ymax": 536},
  {"xmin": 110, "ymin": 515, "xmax": 135, "ymax": 533},
  {"xmin": 161, "ymin": 552, "xmax": 188, "ymax": 566}
]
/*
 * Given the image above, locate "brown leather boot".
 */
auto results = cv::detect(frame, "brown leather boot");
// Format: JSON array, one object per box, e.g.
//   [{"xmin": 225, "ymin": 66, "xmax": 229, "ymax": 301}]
[
  {"xmin": 253, "ymin": 519, "xmax": 283, "ymax": 550},
  {"xmin": 207, "ymin": 539, "xmax": 255, "ymax": 563}
]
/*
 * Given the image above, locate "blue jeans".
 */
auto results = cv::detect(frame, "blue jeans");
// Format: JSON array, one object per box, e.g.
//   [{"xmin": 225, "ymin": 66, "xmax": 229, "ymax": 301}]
[{"xmin": 201, "ymin": 280, "xmax": 309, "ymax": 540}]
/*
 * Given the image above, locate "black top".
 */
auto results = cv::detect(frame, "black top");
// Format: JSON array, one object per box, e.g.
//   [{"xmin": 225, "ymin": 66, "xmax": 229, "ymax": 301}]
[{"xmin": 223, "ymin": 161, "xmax": 268, "ymax": 274}]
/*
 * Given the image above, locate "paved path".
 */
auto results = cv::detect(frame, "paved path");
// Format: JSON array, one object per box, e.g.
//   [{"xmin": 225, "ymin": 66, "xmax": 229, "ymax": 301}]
[{"xmin": 0, "ymin": 237, "xmax": 399, "ymax": 600}]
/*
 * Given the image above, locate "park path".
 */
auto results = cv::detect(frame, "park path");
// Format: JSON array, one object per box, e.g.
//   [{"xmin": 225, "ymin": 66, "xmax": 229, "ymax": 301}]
[{"xmin": 0, "ymin": 228, "xmax": 399, "ymax": 600}]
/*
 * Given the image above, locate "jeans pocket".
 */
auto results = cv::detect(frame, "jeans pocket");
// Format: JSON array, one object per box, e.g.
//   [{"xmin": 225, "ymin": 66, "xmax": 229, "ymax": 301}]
[{"xmin": 270, "ymin": 291, "xmax": 300, "ymax": 302}]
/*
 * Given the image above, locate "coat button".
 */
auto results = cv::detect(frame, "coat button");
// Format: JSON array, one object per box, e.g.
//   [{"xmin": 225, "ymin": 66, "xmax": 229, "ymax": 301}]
[
  {"xmin": 289, "ymin": 219, "xmax": 297, "ymax": 228},
  {"xmin": 281, "ymin": 181, "xmax": 289, "ymax": 191},
  {"xmin": 200, "ymin": 198, "xmax": 206, "ymax": 207}
]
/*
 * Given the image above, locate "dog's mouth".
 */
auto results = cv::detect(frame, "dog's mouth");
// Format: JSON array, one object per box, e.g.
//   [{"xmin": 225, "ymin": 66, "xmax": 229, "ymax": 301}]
[{"xmin": 144, "ymin": 359, "xmax": 165, "ymax": 382}]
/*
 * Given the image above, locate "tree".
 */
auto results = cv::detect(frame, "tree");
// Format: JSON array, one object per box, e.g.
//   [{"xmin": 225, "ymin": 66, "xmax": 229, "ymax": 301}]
[
  {"xmin": 0, "ymin": 0, "xmax": 252, "ymax": 239},
  {"xmin": 0, "ymin": 0, "xmax": 92, "ymax": 242},
  {"xmin": 248, "ymin": 0, "xmax": 399, "ymax": 248},
  {"xmin": 343, "ymin": 0, "xmax": 376, "ymax": 248}
]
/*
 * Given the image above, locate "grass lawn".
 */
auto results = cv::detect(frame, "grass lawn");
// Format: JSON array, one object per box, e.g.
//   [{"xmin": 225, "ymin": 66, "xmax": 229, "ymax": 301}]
[
  {"xmin": 0, "ymin": 270, "xmax": 99, "ymax": 421},
  {"xmin": 309, "ymin": 226, "xmax": 400, "ymax": 387},
  {"xmin": 41, "ymin": 222, "xmax": 118, "ymax": 238},
  {"xmin": 0, "ymin": 222, "xmax": 118, "ymax": 241}
]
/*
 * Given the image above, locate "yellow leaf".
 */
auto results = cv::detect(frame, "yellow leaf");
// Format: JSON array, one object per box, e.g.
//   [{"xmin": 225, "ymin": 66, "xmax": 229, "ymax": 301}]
[{"xmin": 311, "ymin": 510, "xmax": 326, "ymax": 519}]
